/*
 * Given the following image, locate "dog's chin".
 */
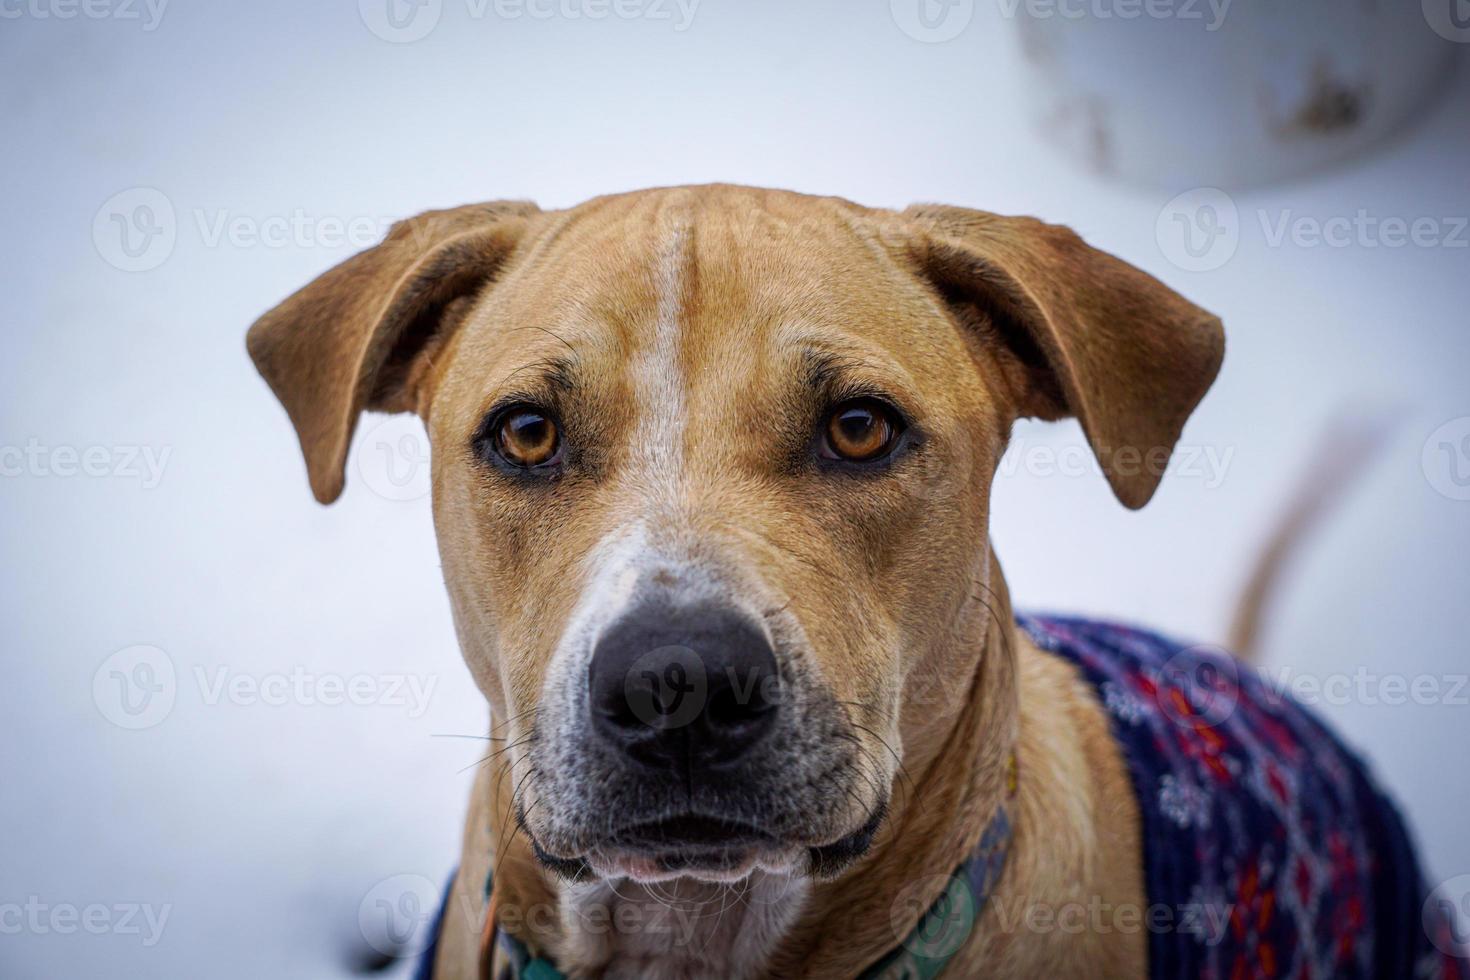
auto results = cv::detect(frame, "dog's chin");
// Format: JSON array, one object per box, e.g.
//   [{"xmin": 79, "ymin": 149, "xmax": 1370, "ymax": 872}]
[
  {"xmin": 587, "ymin": 843, "xmax": 805, "ymax": 885},
  {"xmin": 528, "ymin": 804, "xmax": 889, "ymax": 886}
]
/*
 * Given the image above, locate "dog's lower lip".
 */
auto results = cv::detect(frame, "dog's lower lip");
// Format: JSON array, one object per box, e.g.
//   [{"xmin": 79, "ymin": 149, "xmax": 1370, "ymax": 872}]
[
  {"xmin": 583, "ymin": 816, "xmax": 788, "ymax": 883},
  {"xmin": 607, "ymin": 814, "xmax": 776, "ymax": 852}
]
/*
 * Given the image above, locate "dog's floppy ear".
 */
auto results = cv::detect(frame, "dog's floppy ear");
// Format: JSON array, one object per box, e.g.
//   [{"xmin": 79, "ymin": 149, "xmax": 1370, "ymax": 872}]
[
  {"xmin": 246, "ymin": 201, "xmax": 538, "ymax": 504},
  {"xmin": 903, "ymin": 205, "xmax": 1225, "ymax": 509}
]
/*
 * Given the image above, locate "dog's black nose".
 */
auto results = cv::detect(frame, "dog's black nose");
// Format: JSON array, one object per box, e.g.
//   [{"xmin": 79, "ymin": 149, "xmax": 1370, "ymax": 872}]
[{"xmin": 588, "ymin": 602, "xmax": 780, "ymax": 770}]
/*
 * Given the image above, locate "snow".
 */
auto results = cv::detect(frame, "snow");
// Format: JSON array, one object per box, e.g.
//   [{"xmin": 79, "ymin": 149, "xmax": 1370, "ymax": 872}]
[{"xmin": 3, "ymin": 2, "xmax": 1467, "ymax": 974}]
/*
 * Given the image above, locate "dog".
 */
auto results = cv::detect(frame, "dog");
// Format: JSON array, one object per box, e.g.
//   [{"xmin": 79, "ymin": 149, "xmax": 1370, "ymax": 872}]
[{"xmin": 247, "ymin": 185, "xmax": 1462, "ymax": 979}]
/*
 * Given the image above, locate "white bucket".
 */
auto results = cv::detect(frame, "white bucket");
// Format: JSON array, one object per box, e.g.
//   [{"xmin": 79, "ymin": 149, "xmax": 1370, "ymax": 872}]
[{"xmin": 1015, "ymin": 0, "xmax": 1463, "ymax": 189}]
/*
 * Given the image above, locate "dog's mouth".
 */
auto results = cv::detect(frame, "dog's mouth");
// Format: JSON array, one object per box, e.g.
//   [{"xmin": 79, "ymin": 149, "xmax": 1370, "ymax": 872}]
[
  {"xmin": 609, "ymin": 814, "xmax": 776, "ymax": 852},
  {"xmin": 589, "ymin": 815, "xmax": 788, "ymax": 884},
  {"xmin": 525, "ymin": 804, "xmax": 889, "ymax": 885}
]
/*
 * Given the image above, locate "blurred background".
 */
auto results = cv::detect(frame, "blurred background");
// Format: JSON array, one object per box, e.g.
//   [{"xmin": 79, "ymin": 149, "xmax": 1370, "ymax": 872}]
[{"xmin": 3, "ymin": 1, "xmax": 1467, "ymax": 975}]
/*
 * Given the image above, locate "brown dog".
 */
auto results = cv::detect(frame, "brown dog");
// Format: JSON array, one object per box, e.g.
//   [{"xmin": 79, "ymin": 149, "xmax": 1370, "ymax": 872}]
[{"xmin": 248, "ymin": 185, "xmax": 1226, "ymax": 978}]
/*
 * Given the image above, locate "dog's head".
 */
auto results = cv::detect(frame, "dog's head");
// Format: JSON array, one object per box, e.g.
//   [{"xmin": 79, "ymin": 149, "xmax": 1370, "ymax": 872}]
[{"xmin": 249, "ymin": 185, "xmax": 1221, "ymax": 885}]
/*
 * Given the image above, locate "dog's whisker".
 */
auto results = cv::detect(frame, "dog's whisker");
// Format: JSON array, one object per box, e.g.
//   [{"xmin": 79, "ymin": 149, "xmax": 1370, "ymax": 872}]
[
  {"xmin": 490, "ymin": 751, "xmax": 536, "ymax": 803},
  {"xmin": 461, "ymin": 732, "xmax": 539, "ymax": 775},
  {"xmin": 487, "ymin": 707, "xmax": 540, "ymax": 736},
  {"xmin": 490, "ymin": 764, "xmax": 543, "ymax": 886},
  {"xmin": 847, "ymin": 721, "xmax": 915, "ymax": 796}
]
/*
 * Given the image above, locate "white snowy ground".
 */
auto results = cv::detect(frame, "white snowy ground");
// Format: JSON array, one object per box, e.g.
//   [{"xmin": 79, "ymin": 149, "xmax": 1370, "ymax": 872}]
[{"xmin": 3, "ymin": 3, "xmax": 1468, "ymax": 976}]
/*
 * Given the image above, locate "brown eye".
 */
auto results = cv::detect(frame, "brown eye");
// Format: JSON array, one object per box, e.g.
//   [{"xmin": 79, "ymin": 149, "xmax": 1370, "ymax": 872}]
[
  {"xmin": 495, "ymin": 408, "xmax": 561, "ymax": 468},
  {"xmin": 822, "ymin": 399, "xmax": 902, "ymax": 462}
]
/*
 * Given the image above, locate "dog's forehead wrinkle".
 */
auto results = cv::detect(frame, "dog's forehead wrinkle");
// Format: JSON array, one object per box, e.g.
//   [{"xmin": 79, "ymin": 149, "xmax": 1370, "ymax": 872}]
[{"xmin": 770, "ymin": 321, "xmax": 925, "ymax": 393}]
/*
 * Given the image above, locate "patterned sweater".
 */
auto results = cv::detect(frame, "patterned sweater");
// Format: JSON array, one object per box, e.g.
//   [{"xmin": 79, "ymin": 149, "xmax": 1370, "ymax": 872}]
[{"xmin": 1022, "ymin": 615, "xmax": 1465, "ymax": 980}]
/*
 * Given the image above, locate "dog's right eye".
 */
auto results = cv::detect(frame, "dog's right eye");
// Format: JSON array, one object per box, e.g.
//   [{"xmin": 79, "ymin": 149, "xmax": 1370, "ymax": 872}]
[
  {"xmin": 488, "ymin": 406, "xmax": 562, "ymax": 470},
  {"xmin": 820, "ymin": 398, "xmax": 904, "ymax": 464}
]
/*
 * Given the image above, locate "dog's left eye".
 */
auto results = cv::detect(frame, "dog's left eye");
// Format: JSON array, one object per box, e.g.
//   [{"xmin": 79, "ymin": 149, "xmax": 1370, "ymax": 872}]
[
  {"xmin": 820, "ymin": 399, "xmax": 904, "ymax": 463},
  {"xmin": 490, "ymin": 407, "xmax": 562, "ymax": 469}
]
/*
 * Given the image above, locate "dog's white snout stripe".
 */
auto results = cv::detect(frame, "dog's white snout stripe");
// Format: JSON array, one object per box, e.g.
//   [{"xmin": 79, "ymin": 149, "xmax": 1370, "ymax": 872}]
[
  {"xmin": 548, "ymin": 212, "xmax": 768, "ymax": 715},
  {"xmin": 629, "ymin": 215, "xmax": 691, "ymax": 487}
]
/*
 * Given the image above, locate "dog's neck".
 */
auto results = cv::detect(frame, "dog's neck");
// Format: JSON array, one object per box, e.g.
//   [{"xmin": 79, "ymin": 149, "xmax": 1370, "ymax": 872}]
[{"xmin": 486, "ymin": 550, "xmax": 1020, "ymax": 980}]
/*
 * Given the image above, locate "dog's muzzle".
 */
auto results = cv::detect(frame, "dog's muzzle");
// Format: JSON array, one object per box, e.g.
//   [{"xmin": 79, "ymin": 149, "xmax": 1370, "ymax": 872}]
[{"xmin": 523, "ymin": 570, "xmax": 886, "ymax": 884}]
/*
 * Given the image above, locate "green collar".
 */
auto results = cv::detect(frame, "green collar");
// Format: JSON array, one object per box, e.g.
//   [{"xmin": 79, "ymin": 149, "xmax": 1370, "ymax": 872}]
[{"xmin": 482, "ymin": 802, "xmax": 1014, "ymax": 980}]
